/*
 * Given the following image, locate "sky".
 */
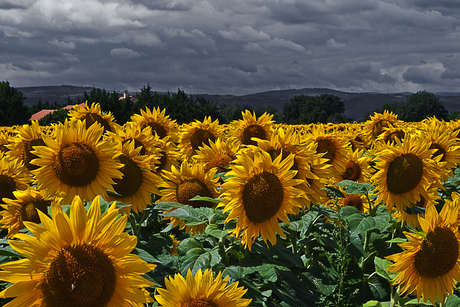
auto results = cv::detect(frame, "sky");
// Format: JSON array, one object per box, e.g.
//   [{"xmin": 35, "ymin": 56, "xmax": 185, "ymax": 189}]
[{"xmin": 1, "ymin": 0, "xmax": 460, "ymax": 95}]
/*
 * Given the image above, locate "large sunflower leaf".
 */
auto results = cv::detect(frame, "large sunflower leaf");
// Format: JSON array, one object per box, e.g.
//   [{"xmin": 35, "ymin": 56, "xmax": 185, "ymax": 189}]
[
  {"xmin": 344, "ymin": 212, "xmax": 391, "ymax": 233},
  {"xmin": 179, "ymin": 247, "xmax": 212, "ymax": 276},
  {"xmin": 336, "ymin": 180, "xmax": 375, "ymax": 195},
  {"xmin": 374, "ymin": 257, "xmax": 397, "ymax": 281}
]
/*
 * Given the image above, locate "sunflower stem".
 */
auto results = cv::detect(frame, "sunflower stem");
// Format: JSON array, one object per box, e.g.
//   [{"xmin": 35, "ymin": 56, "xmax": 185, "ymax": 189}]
[{"xmin": 289, "ymin": 229, "xmax": 298, "ymax": 254}]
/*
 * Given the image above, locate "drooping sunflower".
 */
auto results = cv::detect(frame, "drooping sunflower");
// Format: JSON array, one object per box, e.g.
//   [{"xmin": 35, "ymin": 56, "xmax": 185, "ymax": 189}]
[
  {"xmin": 157, "ymin": 160, "xmax": 220, "ymax": 234},
  {"xmin": 68, "ymin": 102, "xmax": 118, "ymax": 133},
  {"xmin": 178, "ymin": 116, "xmax": 223, "ymax": 160},
  {"xmin": 392, "ymin": 187, "xmax": 441, "ymax": 228},
  {"xmin": 0, "ymin": 156, "xmax": 30, "ymax": 204},
  {"xmin": 194, "ymin": 137, "xmax": 239, "ymax": 173},
  {"xmin": 31, "ymin": 119, "xmax": 124, "ymax": 204},
  {"xmin": 386, "ymin": 194, "xmax": 460, "ymax": 304},
  {"xmin": 365, "ymin": 110, "xmax": 401, "ymax": 144},
  {"xmin": 230, "ymin": 110, "xmax": 274, "ymax": 146},
  {"xmin": 0, "ymin": 187, "xmax": 59, "ymax": 238},
  {"xmin": 219, "ymin": 147, "xmax": 305, "ymax": 250},
  {"xmin": 0, "ymin": 129, "xmax": 12, "ymax": 156},
  {"xmin": 335, "ymin": 148, "xmax": 371, "ymax": 184},
  {"xmin": 422, "ymin": 118, "xmax": 460, "ymax": 182},
  {"xmin": 7, "ymin": 121, "xmax": 47, "ymax": 174},
  {"xmin": 151, "ymin": 135, "xmax": 181, "ymax": 174},
  {"xmin": 307, "ymin": 124, "xmax": 349, "ymax": 176},
  {"xmin": 376, "ymin": 126, "xmax": 407, "ymax": 145},
  {"xmin": 106, "ymin": 138, "xmax": 162, "ymax": 214},
  {"xmin": 155, "ymin": 268, "xmax": 251, "ymax": 307},
  {"xmin": 0, "ymin": 195, "xmax": 156, "ymax": 307},
  {"xmin": 131, "ymin": 106, "xmax": 178, "ymax": 141},
  {"xmin": 371, "ymin": 135, "xmax": 442, "ymax": 212}
]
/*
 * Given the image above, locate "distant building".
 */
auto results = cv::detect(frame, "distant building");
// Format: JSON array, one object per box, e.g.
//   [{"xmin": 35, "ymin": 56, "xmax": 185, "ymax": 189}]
[
  {"xmin": 29, "ymin": 103, "xmax": 86, "ymax": 121},
  {"xmin": 119, "ymin": 90, "xmax": 138, "ymax": 103}
]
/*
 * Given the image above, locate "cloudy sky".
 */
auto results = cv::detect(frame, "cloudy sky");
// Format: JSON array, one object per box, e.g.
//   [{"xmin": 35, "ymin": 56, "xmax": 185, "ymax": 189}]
[{"xmin": 1, "ymin": 0, "xmax": 459, "ymax": 95}]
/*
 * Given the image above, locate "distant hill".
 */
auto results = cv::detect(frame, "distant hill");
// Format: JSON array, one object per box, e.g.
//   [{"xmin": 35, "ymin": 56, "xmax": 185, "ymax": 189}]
[{"xmin": 18, "ymin": 85, "xmax": 460, "ymax": 121}]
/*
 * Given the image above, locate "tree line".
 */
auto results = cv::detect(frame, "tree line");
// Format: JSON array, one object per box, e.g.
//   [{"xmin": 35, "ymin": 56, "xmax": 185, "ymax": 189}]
[{"xmin": 1, "ymin": 80, "xmax": 458, "ymax": 127}]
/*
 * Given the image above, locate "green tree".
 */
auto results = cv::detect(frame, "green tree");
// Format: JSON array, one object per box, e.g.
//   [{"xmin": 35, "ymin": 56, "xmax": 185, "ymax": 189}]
[
  {"xmin": 282, "ymin": 94, "xmax": 348, "ymax": 124},
  {"xmin": 0, "ymin": 81, "xmax": 31, "ymax": 126},
  {"xmin": 373, "ymin": 101, "xmax": 405, "ymax": 116},
  {"xmin": 39, "ymin": 108, "xmax": 69, "ymax": 125},
  {"xmin": 399, "ymin": 91, "xmax": 448, "ymax": 122}
]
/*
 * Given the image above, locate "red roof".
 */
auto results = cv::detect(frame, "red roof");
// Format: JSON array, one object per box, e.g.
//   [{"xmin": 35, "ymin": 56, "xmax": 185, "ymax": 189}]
[
  {"xmin": 29, "ymin": 109, "xmax": 55, "ymax": 121},
  {"xmin": 62, "ymin": 102, "xmax": 85, "ymax": 110}
]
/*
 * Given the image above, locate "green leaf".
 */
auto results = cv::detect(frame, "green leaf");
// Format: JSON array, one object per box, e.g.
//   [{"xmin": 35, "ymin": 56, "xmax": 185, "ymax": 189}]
[
  {"xmin": 288, "ymin": 210, "xmax": 319, "ymax": 236},
  {"xmin": 205, "ymin": 224, "xmax": 228, "ymax": 239},
  {"xmin": 374, "ymin": 257, "xmax": 397, "ymax": 281},
  {"xmin": 177, "ymin": 237, "xmax": 202, "ymax": 256},
  {"xmin": 162, "ymin": 207, "xmax": 207, "ymax": 226},
  {"xmin": 180, "ymin": 247, "xmax": 212, "ymax": 276},
  {"xmin": 325, "ymin": 185, "xmax": 345, "ymax": 198},
  {"xmin": 345, "ymin": 212, "xmax": 391, "ymax": 233},
  {"xmin": 210, "ymin": 246, "xmax": 222, "ymax": 267},
  {"xmin": 221, "ymin": 266, "xmax": 245, "ymax": 283},
  {"xmin": 363, "ymin": 301, "xmax": 382, "ymax": 307},
  {"xmin": 446, "ymin": 294, "xmax": 460, "ymax": 307},
  {"xmin": 132, "ymin": 247, "xmax": 158, "ymax": 263},
  {"xmin": 336, "ymin": 180, "xmax": 374, "ymax": 194},
  {"xmin": 0, "ymin": 249, "xmax": 24, "ymax": 258},
  {"xmin": 386, "ymin": 237, "xmax": 407, "ymax": 244},
  {"xmin": 189, "ymin": 195, "xmax": 223, "ymax": 204}
]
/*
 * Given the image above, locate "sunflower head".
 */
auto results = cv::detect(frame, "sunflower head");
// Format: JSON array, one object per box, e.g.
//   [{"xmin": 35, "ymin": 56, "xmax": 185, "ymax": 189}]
[
  {"xmin": 178, "ymin": 117, "xmax": 222, "ymax": 159},
  {"xmin": 155, "ymin": 269, "xmax": 251, "ymax": 307},
  {"xmin": 0, "ymin": 156, "xmax": 30, "ymax": 204},
  {"xmin": 131, "ymin": 106, "xmax": 178, "ymax": 141},
  {"xmin": 231, "ymin": 110, "xmax": 274, "ymax": 147},
  {"xmin": 31, "ymin": 119, "xmax": 123, "ymax": 204},
  {"xmin": 386, "ymin": 195, "xmax": 460, "ymax": 304},
  {"xmin": 366, "ymin": 110, "xmax": 400, "ymax": 143},
  {"xmin": 68, "ymin": 102, "xmax": 117, "ymax": 133},
  {"xmin": 219, "ymin": 147, "xmax": 305, "ymax": 249}
]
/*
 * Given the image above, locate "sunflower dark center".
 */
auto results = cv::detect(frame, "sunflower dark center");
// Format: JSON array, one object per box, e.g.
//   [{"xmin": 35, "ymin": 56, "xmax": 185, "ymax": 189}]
[
  {"xmin": 113, "ymin": 155, "xmax": 143, "ymax": 198},
  {"xmin": 182, "ymin": 299, "xmax": 218, "ymax": 307},
  {"xmin": 316, "ymin": 138, "xmax": 336, "ymax": 164},
  {"xmin": 414, "ymin": 226, "xmax": 459, "ymax": 277},
  {"xmin": 429, "ymin": 143, "xmax": 446, "ymax": 161},
  {"xmin": 84, "ymin": 113, "xmax": 111, "ymax": 133},
  {"xmin": 343, "ymin": 194, "xmax": 364, "ymax": 212},
  {"xmin": 342, "ymin": 161, "xmax": 362, "ymax": 182},
  {"xmin": 373, "ymin": 119, "xmax": 389, "ymax": 138},
  {"xmin": 20, "ymin": 200, "xmax": 50, "ymax": 224},
  {"xmin": 23, "ymin": 138, "xmax": 45, "ymax": 171},
  {"xmin": 386, "ymin": 153, "xmax": 423, "ymax": 195},
  {"xmin": 0, "ymin": 175, "xmax": 17, "ymax": 203},
  {"xmin": 190, "ymin": 129, "xmax": 216, "ymax": 152},
  {"xmin": 177, "ymin": 179, "xmax": 214, "ymax": 208},
  {"xmin": 42, "ymin": 244, "xmax": 116, "ymax": 307},
  {"xmin": 242, "ymin": 171, "xmax": 284, "ymax": 224},
  {"xmin": 147, "ymin": 121, "xmax": 167, "ymax": 139},
  {"xmin": 242, "ymin": 124, "xmax": 266, "ymax": 146},
  {"xmin": 53, "ymin": 142, "xmax": 100, "ymax": 187},
  {"xmin": 385, "ymin": 130, "xmax": 405, "ymax": 144},
  {"xmin": 208, "ymin": 154, "xmax": 233, "ymax": 173}
]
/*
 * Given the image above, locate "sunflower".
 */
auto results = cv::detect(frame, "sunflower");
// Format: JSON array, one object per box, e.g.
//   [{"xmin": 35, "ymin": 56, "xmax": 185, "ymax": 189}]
[
  {"xmin": 0, "ymin": 156, "xmax": 29, "ymax": 204},
  {"xmin": 230, "ymin": 110, "xmax": 274, "ymax": 146},
  {"xmin": 194, "ymin": 137, "xmax": 239, "ymax": 173},
  {"xmin": 131, "ymin": 106, "xmax": 178, "ymax": 141},
  {"xmin": 157, "ymin": 160, "xmax": 220, "ymax": 234},
  {"xmin": 155, "ymin": 268, "xmax": 251, "ymax": 307},
  {"xmin": 422, "ymin": 119, "xmax": 460, "ymax": 182},
  {"xmin": 6, "ymin": 121, "xmax": 47, "ymax": 174},
  {"xmin": 68, "ymin": 102, "xmax": 118, "ymax": 133},
  {"xmin": 0, "ymin": 130, "xmax": 11, "ymax": 155},
  {"xmin": 386, "ymin": 194, "xmax": 460, "ymax": 304},
  {"xmin": 0, "ymin": 187, "xmax": 59, "ymax": 238},
  {"xmin": 365, "ymin": 110, "xmax": 401, "ymax": 143},
  {"xmin": 371, "ymin": 135, "xmax": 442, "ymax": 212},
  {"xmin": 0, "ymin": 195, "xmax": 156, "ymax": 306},
  {"xmin": 307, "ymin": 124, "xmax": 349, "ymax": 176},
  {"xmin": 392, "ymin": 187, "xmax": 441, "ymax": 228},
  {"xmin": 335, "ymin": 148, "xmax": 371, "ymax": 184},
  {"xmin": 323, "ymin": 186, "xmax": 370, "ymax": 214},
  {"xmin": 250, "ymin": 126, "xmax": 318, "ymax": 209},
  {"xmin": 178, "ymin": 116, "xmax": 223, "ymax": 160},
  {"xmin": 30, "ymin": 119, "xmax": 124, "ymax": 204},
  {"xmin": 219, "ymin": 147, "xmax": 305, "ymax": 250},
  {"xmin": 107, "ymin": 138, "xmax": 163, "ymax": 214},
  {"xmin": 376, "ymin": 126, "xmax": 407, "ymax": 145},
  {"xmin": 151, "ymin": 135, "xmax": 181, "ymax": 174}
]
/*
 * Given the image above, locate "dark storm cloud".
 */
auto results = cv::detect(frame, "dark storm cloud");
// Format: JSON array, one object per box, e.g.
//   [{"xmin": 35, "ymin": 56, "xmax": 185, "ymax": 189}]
[{"xmin": 1, "ymin": 0, "xmax": 459, "ymax": 95}]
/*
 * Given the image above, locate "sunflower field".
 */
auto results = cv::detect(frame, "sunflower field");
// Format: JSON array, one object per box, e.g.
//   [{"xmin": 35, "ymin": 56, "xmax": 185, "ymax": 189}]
[{"xmin": 1, "ymin": 103, "xmax": 460, "ymax": 307}]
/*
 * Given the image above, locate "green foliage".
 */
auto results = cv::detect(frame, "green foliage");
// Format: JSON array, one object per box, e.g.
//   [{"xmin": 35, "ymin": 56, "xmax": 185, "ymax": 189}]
[
  {"xmin": 0, "ymin": 81, "xmax": 30, "ymax": 126},
  {"xmin": 373, "ymin": 91, "xmax": 448, "ymax": 122},
  {"xmin": 38, "ymin": 108, "xmax": 70, "ymax": 125},
  {"xmin": 282, "ymin": 94, "xmax": 350, "ymax": 124}
]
